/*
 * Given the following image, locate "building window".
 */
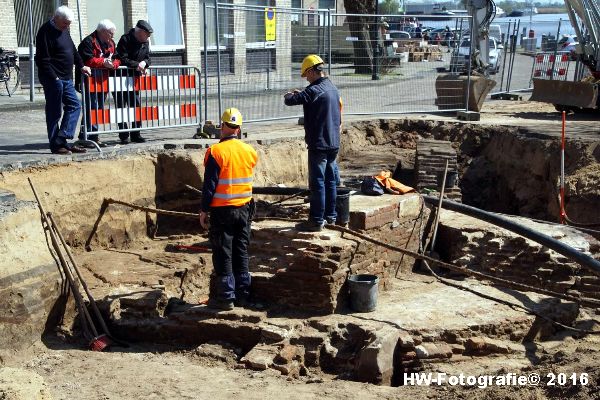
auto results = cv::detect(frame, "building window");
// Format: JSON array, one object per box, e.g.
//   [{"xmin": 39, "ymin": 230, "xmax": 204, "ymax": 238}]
[
  {"xmin": 147, "ymin": 0, "xmax": 185, "ymax": 50},
  {"xmin": 204, "ymin": 0, "xmax": 232, "ymax": 49},
  {"xmin": 87, "ymin": 0, "xmax": 126, "ymax": 39},
  {"xmin": 14, "ymin": 0, "xmax": 54, "ymax": 52},
  {"xmin": 318, "ymin": 0, "xmax": 335, "ymax": 9},
  {"xmin": 245, "ymin": 0, "xmax": 275, "ymax": 46}
]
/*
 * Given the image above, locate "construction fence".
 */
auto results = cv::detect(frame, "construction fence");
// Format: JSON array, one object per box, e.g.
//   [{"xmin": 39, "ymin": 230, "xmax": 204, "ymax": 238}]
[
  {"xmin": 487, "ymin": 18, "xmax": 578, "ymax": 94},
  {"xmin": 80, "ymin": 66, "xmax": 201, "ymax": 140},
  {"xmin": 201, "ymin": 3, "xmax": 474, "ymax": 123}
]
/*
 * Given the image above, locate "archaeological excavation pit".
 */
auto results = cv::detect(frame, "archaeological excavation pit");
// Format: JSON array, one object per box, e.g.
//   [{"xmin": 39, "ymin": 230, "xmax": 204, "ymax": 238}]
[{"xmin": 1, "ymin": 118, "xmax": 599, "ymax": 392}]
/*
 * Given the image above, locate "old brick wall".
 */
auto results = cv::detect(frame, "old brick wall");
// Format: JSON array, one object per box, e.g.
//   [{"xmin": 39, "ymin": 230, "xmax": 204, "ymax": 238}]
[
  {"xmin": 246, "ymin": 196, "xmax": 426, "ymax": 314},
  {"xmin": 438, "ymin": 211, "xmax": 600, "ymax": 301}
]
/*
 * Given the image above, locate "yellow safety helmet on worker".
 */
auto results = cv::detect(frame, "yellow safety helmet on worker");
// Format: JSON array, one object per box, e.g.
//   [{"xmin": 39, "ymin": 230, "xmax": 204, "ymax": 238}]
[
  {"xmin": 221, "ymin": 107, "xmax": 243, "ymax": 127},
  {"xmin": 301, "ymin": 54, "xmax": 325, "ymax": 77}
]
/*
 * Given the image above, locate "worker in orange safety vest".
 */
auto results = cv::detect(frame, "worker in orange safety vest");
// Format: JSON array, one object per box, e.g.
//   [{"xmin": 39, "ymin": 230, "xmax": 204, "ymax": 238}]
[{"xmin": 199, "ymin": 108, "xmax": 258, "ymax": 310}]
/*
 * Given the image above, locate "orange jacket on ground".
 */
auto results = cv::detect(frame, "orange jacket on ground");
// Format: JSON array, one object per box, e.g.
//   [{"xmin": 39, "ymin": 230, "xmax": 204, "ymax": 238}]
[
  {"xmin": 374, "ymin": 170, "xmax": 415, "ymax": 195},
  {"xmin": 203, "ymin": 137, "xmax": 258, "ymax": 208}
]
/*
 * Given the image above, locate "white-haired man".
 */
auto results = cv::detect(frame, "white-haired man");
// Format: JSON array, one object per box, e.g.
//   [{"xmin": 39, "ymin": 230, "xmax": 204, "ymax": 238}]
[
  {"xmin": 35, "ymin": 6, "xmax": 91, "ymax": 155},
  {"xmin": 77, "ymin": 19, "xmax": 121, "ymax": 147}
]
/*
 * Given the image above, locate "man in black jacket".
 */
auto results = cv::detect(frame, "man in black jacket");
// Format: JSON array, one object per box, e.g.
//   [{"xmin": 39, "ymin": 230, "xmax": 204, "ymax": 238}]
[
  {"xmin": 114, "ymin": 20, "xmax": 152, "ymax": 144},
  {"xmin": 284, "ymin": 54, "xmax": 342, "ymax": 232},
  {"xmin": 35, "ymin": 6, "xmax": 91, "ymax": 155}
]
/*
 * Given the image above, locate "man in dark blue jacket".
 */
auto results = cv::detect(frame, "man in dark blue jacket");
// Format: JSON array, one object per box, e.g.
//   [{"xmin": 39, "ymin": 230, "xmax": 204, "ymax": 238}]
[
  {"xmin": 284, "ymin": 54, "xmax": 341, "ymax": 232},
  {"xmin": 35, "ymin": 6, "xmax": 91, "ymax": 154}
]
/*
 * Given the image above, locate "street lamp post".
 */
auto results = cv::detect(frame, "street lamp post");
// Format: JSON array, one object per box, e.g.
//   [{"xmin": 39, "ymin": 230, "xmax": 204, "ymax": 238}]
[{"xmin": 372, "ymin": 0, "xmax": 380, "ymax": 80}]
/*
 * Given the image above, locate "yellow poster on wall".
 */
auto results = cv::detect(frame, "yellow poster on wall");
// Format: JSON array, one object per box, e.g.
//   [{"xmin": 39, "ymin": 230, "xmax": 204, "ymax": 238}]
[{"xmin": 265, "ymin": 8, "xmax": 276, "ymax": 41}]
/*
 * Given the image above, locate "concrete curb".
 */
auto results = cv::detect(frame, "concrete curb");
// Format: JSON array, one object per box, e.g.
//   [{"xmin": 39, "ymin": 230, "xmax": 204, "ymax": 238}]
[{"xmin": 0, "ymin": 101, "xmax": 46, "ymax": 112}]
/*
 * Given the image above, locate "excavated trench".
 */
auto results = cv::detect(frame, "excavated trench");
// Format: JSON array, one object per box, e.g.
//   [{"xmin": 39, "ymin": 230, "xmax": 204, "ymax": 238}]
[{"xmin": 1, "ymin": 118, "xmax": 599, "ymax": 388}]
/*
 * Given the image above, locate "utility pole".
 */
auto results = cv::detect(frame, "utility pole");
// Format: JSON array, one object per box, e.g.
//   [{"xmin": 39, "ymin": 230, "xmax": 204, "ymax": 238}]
[{"xmin": 372, "ymin": 0, "xmax": 380, "ymax": 80}]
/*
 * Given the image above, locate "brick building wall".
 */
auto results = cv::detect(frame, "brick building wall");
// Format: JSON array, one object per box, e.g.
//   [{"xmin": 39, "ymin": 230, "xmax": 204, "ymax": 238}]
[
  {"xmin": 181, "ymin": 0, "xmax": 202, "ymax": 68},
  {"xmin": 0, "ymin": 0, "xmax": 18, "ymax": 51}
]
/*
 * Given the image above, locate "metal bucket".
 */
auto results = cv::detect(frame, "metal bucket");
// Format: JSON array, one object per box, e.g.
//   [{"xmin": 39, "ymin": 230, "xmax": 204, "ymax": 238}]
[
  {"xmin": 347, "ymin": 274, "xmax": 379, "ymax": 312},
  {"xmin": 335, "ymin": 188, "xmax": 351, "ymax": 226}
]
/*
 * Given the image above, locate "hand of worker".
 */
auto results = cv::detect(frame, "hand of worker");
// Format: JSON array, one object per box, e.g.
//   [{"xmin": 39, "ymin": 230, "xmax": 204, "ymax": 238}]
[
  {"xmin": 284, "ymin": 89, "xmax": 300, "ymax": 99},
  {"xmin": 199, "ymin": 211, "xmax": 209, "ymax": 230},
  {"xmin": 81, "ymin": 66, "xmax": 92, "ymax": 76},
  {"xmin": 137, "ymin": 61, "xmax": 147, "ymax": 72}
]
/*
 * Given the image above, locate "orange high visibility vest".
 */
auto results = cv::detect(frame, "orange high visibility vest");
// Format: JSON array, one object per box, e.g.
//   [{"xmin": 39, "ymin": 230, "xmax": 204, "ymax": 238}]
[{"xmin": 205, "ymin": 138, "xmax": 258, "ymax": 207}]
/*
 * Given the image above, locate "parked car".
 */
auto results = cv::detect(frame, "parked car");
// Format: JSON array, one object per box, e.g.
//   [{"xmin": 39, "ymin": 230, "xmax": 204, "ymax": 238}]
[
  {"xmin": 387, "ymin": 30, "xmax": 411, "ymax": 40},
  {"xmin": 456, "ymin": 37, "xmax": 503, "ymax": 74}
]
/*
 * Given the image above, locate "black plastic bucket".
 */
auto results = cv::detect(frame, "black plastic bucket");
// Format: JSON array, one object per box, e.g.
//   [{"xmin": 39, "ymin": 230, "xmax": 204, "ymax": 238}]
[
  {"xmin": 335, "ymin": 188, "xmax": 351, "ymax": 225},
  {"xmin": 347, "ymin": 274, "xmax": 379, "ymax": 312},
  {"xmin": 446, "ymin": 171, "xmax": 459, "ymax": 188}
]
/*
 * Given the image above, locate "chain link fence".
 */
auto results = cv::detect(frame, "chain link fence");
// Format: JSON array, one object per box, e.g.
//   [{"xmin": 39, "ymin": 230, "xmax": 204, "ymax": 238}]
[
  {"xmin": 201, "ymin": 3, "xmax": 473, "ymax": 123},
  {"xmin": 488, "ymin": 18, "xmax": 578, "ymax": 94}
]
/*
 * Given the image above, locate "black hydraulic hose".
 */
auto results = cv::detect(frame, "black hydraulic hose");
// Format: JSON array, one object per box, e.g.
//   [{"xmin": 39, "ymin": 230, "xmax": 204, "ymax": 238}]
[{"xmin": 422, "ymin": 195, "xmax": 600, "ymax": 277}]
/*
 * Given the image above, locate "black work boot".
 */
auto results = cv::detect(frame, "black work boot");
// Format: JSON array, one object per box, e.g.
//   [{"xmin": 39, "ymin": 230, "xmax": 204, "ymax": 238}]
[
  {"xmin": 296, "ymin": 219, "xmax": 324, "ymax": 232},
  {"xmin": 207, "ymin": 298, "xmax": 234, "ymax": 311},
  {"xmin": 131, "ymin": 133, "xmax": 146, "ymax": 143}
]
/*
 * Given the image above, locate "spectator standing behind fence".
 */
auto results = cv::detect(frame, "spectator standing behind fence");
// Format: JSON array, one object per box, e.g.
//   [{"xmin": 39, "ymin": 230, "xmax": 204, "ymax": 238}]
[
  {"xmin": 35, "ymin": 6, "xmax": 91, "ymax": 155},
  {"xmin": 283, "ymin": 54, "xmax": 342, "ymax": 232},
  {"xmin": 114, "ymin": 20, "xmax": 152, "ymax": 144},
  {"xmin": 77, "ymin": 19, "xmax": 120, "ymax": 148},
  {"xmin": 444, "ymin": 26, "xmax": 453, "ymax": 52}
]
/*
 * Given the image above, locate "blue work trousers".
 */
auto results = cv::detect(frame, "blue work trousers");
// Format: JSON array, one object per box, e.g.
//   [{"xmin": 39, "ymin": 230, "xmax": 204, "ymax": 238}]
[{"xmin": 308, "ymin": 149, "xmax": 338, "ymax": 225}]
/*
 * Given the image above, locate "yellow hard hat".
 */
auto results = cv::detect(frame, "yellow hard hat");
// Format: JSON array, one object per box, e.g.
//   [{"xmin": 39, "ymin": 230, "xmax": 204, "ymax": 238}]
[
  {"xmin": 301, "ymin": 54, "xmax": 324, "ymax": 77},
  {"xmin": 221, "ymin": 107, "xmax": 243, "ymax": 127}
]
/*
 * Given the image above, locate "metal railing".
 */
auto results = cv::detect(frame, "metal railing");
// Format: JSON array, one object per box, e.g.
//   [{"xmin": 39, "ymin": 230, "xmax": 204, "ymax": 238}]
[
  {"xmin": 489, "ymin": 18, "xmax": 577, "ymax": 94},
  {"xmin": 200, "ymin": 3, "xmax": 473, "ymax": 123},
  {"xmin": 80, "ymin": 65, "xmax": 201, "ymax": 150}
]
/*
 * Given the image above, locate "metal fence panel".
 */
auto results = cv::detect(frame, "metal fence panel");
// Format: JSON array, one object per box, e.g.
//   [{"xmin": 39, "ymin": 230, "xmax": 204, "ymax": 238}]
[
  {"xmin": 202, "ymin": 4, "xmax": 472, "ymax": 123},
  {"xmin": 329, "ymin": 13, "xmax": 472, "ymax": 115},
  {"xmin": 488, "ymin": 18, "xmax": 577, "ymax": 93},
  {"xmin": 81, "ymin": 66, "xmax": 201, "ymax": 139}
]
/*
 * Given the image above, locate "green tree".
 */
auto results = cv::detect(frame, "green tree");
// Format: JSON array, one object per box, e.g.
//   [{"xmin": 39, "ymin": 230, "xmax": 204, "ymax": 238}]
[
  {"xmin": 379, "ymin": 0, "xmax": 401, "ymax": 15},
  {"xmin": 343, "ymin": 0, "xmax": 376, "ymax": 74}
]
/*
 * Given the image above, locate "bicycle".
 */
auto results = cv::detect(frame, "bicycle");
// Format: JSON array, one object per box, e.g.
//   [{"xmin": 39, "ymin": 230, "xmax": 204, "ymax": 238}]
[{"xmin": 0, "ymin": 48, "xmax": 21, "ymax": 97}]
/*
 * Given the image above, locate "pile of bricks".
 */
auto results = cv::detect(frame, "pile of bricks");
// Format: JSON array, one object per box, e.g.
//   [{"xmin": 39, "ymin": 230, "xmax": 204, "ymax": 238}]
[
  {"xmin": 415, "ymin": 139, "xmax": 462, "ymax": 201},
  {"xmin": 395, "ymin": 42, "xmax": 443, "ymax": 62}
]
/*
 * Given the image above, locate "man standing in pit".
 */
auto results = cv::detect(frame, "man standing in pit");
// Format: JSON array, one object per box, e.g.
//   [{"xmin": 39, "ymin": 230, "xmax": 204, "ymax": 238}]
[
  {"xmin": 283, "ymin": 54, "xmax": 342, "ymax": 232},
  {"xmin": 114, "ymin": 20, "xmax": 152, "ymax": 144},
  {"xmin": 199, "ymin": 108, "xmax": 258, "ymax": 310},
  {"xmin": 35, "ymin": 6, "xmax": 91, "ymax": 155}
]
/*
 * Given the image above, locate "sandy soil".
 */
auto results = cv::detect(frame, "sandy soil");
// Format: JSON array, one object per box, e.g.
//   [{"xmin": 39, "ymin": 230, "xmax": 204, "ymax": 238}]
[{"xmin": 2, "ymin": 332, "xmax": 600, "ymax": 399}]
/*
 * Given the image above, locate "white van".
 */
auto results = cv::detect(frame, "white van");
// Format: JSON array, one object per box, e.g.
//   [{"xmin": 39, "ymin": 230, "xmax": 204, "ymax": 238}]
[{"xmin": 489, "ymin": 24, "xmax": 502, "ymax": 43}]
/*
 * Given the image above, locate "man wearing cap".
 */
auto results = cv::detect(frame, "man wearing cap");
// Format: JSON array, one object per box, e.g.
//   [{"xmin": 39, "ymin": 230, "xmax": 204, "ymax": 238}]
[
  {"xmin": 114, "ymin": 20, "xmax": 152, "ymax": 144},
  {"xmin": 283, "ymin": 55, "xmax": 342, "ymax": 232},
  {"xmin": 35, "ymin": 5, "xmax": 91, "ymax": 155},
  {"xmin": 199, "ymin": 108, "xmax": 258, "ymax": 310}
]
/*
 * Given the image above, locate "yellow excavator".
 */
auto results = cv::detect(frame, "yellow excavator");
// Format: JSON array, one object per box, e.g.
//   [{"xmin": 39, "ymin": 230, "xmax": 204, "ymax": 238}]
[{"xmin": 530, "ymin": 0, "xmax": 600, "ymax": 111}]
